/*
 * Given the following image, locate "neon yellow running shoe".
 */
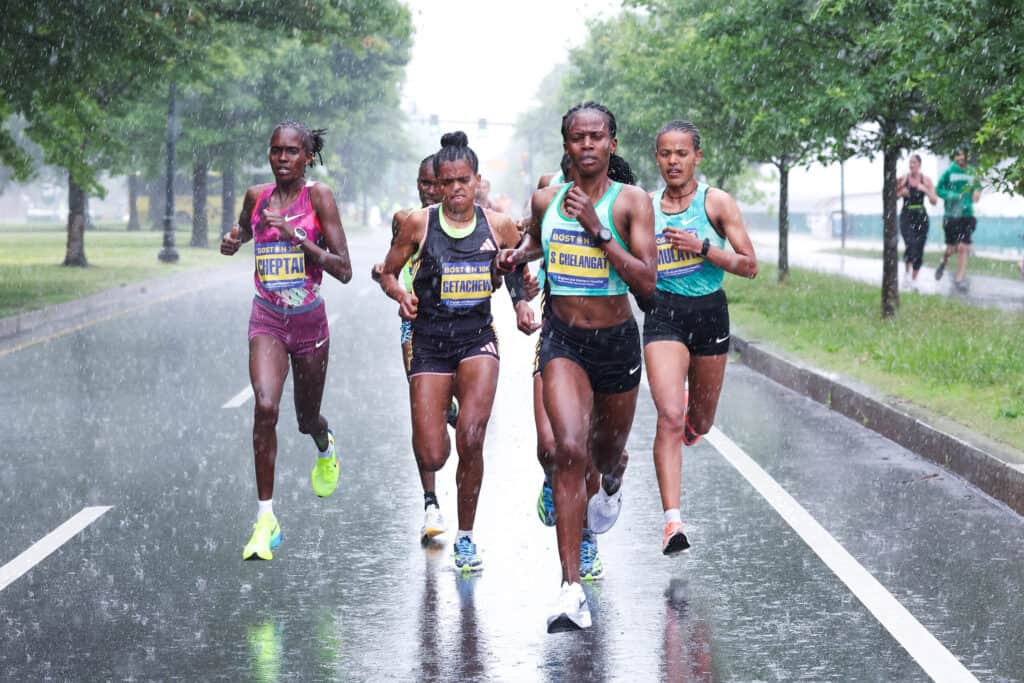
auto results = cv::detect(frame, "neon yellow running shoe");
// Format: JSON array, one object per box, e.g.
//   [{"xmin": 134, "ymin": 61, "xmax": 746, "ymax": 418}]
[
  {"xmin": 311, "ymin": 429, "xmax": 339, "ymax": 498},
  {"xmin": 243, "ymin": 512, "xmax": 282, "ymax": 561}
]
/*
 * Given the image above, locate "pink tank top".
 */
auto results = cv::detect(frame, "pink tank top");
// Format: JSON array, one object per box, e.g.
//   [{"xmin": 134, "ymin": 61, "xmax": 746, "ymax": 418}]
[{"xmin": 250, "ymin": 182, "xmax": 324, "ymax": 309}]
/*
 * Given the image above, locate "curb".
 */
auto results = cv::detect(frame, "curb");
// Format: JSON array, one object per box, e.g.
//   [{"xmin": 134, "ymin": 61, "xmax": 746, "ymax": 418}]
[
  {"xmin": 0, "ymin": 264, "xmax": 243, "ymax": 348},
  {"xmin": 732, "ymin": 335, "xmax": 1024, "ymax": 516}
]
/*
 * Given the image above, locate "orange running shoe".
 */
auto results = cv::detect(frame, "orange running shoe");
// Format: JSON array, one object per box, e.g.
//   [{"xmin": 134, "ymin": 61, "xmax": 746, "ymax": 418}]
[{"xmin": 662, "ymin": 521, "xmax": 691, "ymax": 556}]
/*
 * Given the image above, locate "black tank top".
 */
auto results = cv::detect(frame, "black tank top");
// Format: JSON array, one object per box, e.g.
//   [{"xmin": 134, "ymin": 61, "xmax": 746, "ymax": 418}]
[
  {"xmin": 412, "ymin": 205, "xmax": 498, "ymax": 337},
  {"xmin": 902, "ymin": 181, "xmax": 926, "ymax": 213}
]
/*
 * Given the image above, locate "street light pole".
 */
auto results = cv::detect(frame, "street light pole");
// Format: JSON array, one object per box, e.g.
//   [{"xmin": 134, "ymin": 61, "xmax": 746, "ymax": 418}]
[
  {"xmin": 159, "ymin": 81, "xmax": 180, "ymax": 263},
  {"xmin": 840, "ymin": 159, "xmax": 847, "ymax": 249}
]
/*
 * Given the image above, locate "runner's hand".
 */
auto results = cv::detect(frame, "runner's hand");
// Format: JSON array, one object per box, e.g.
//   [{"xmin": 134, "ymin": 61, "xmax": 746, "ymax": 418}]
[
  {"xmin": 220, "ymin": 225, "xmax": 242, "ymax": 256},
  {"xmin": 514, "ymin": 300, "xmax": 541, "ymax": 334},
  {"xmin": 564, "ymin": 185, "xmax": 601, "ymax": 236},
  {"xmin": 664, "ymin": 226, "xmax": 701, "ymax": 253},
  {"xmin": 523, "ymin": 266, "xmax": 540, "ymax": 301},
  {"xmin": 397, "ymin": 291, "xmax": 419, "ymax": 320},
  {"xmin": 370, "ymin": 262, "xmax": 384, "ymax": 282},
  {"xmin": 494, "ymin": 248, "xmax": 519, "ymax": 274},
  {"xmin": 262, "ymin": 209, "xmax": 294, "ymax": 241}
]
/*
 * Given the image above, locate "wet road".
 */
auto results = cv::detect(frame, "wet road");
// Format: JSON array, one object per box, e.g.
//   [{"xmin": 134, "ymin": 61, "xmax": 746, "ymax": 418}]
[{"xmin": 2, "ymin": 232, "xmax": 1023, "ymax": 681}]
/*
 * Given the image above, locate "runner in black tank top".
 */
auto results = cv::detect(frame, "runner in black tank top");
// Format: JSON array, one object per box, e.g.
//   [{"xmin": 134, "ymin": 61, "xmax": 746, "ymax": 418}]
[
  {"xmin": 896, "ymin": 153, "xmax": 938, "ymax": 287},
  {"xmin": 376, "ymin": 131, "xmax": 520, "ymax": 574}
]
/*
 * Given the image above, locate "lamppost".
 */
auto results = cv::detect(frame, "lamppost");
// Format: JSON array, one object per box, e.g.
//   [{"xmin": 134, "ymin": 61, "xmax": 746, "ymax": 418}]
[{"xmin": 158, "ymin": 81, "xmax": 180, "ymax": 263}]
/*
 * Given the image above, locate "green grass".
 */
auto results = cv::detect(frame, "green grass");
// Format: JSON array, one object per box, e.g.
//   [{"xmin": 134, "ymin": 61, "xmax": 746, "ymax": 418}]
[
  {"xmin": 825, "ymin": 247, "xmax": 1024, "ymax": 280},
  {"xmin": 0, "ymin": 227, "xmax": 229, "ymax": 318},
  {"xmin": 728, "ymin": 265, "xmax": 1024, "ymax": 452}
]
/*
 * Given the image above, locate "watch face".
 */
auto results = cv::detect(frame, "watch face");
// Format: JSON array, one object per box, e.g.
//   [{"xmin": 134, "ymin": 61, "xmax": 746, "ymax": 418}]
[
  {"xmin": 598, "ymin": 228, "xmax": 612, "ymax": 243},
  {"xmin": 294, "ymin": 227, "xmax": 307, "ymax": 241}
]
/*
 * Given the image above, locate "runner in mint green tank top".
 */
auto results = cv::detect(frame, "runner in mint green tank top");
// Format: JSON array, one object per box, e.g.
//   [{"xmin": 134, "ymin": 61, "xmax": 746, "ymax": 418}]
[
  {"xmin": 496, "ymin": 102, "xmax": 658, "ymax": 633},
  {"xmin": 654, "ymin": 183, "xmax": 725, "ymax": 297},
  {"xmin": 642, "ymin": 120, "xmax": 759, "ymax": 557}
]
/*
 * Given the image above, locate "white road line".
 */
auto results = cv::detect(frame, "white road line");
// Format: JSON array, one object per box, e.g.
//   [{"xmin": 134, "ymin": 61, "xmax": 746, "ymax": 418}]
[
  {"xmin": 705, "ymin": 427, "xmax": 977, "ymax": 683},
  {"xmin": 222, "ymin": 312, "xmax": 341, "ymax": 409},
  {"xmin": 0, "ymin": 506, "xmax": 113, "ymax": 593},
  {"xmin": 222, "ymin": 386, "xmax": 254, "ymax": 409}
]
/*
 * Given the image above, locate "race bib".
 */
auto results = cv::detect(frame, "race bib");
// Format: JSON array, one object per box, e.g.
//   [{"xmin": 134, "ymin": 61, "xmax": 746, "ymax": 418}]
[
  {"xmin": 441, "ymin": 260, "xmax": 493, "ymax": 308},
  {"xmin": 255, "ymin": 242, "xmax": 306, "ymax": 291},
  {"xmin": 656, "ymin": 231, "xmax": 703, "ymax": 279},
  {"xmin": 547, "ymin": 228, "xmax": 609, "ymax": 290}
]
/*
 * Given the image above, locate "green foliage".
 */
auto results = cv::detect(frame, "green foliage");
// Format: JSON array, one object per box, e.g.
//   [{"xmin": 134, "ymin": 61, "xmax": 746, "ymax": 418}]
[{"xmin": 729, "ymin": 264, "xmax": 1024, "ymax": 449}]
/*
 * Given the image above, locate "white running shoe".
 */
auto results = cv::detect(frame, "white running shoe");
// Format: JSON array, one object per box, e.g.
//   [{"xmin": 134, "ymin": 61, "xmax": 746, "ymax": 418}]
[
  {"xmin": 547, "ymin": 582, "xmax": 591, "ymax": 633},
  {"xmin": 587, "ymin": 482, "xmax": 622, "ymax": 534},
  {"xmin": 420, "ymin": 505, "xmax": 446, "ymax": 542}
]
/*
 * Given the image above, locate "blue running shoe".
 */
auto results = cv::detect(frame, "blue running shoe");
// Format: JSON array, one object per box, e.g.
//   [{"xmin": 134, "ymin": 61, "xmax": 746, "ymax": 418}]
[
  {"xmin": 537, "ymin": 479, "xmax": 556, "ymax": 527},
  {"xmin": 453, "ymin": 535, "xmax": 483, "ymax": 573},
  {"xmin": 579, "ymin": 531, "xmax": 604, "ymax": 581}
]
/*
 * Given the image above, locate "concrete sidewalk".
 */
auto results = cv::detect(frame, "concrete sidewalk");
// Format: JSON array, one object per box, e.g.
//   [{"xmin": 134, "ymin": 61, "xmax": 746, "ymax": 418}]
[{"xmin": 750, "ymin": 230, "xmax": 1024, "ymax": 312}]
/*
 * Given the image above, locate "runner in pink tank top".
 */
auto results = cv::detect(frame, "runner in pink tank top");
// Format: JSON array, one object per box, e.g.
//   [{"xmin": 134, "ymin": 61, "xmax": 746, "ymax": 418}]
[{"xmin": 219, "ymin": 120, "xmax": 352, "ymax": 562}]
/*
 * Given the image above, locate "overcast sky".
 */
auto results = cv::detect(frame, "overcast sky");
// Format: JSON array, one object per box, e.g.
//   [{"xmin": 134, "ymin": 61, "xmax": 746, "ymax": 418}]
[{"xmin": 400, "ymin": 0, "xmax": 617, "ymax": 168}]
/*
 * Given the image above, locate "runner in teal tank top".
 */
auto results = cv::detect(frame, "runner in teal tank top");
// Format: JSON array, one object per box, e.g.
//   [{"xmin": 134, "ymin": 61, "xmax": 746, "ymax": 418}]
[
  {"xmin": 642, "ymin": 120, "xmax": 758, "ymax": 557},
  {"xmin": 497, "ymin": 102, "xmax": 657, "ymax": 633}
]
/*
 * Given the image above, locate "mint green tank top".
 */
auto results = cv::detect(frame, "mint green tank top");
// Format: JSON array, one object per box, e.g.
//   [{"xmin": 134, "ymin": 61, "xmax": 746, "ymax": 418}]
[
  {"xmin": 654, "ymin": 184, "xmax": 724, "ymax": 297},
  {"xmin": 541, "ymin": 181, "xmax": 629, "ymax": 297}
]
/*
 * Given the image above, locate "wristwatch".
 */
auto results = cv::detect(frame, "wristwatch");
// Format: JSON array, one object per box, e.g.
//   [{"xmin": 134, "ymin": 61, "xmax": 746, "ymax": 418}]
[
  {"xmin": 595, "ymin": 227, "xmax": 613, "ymax": 244},
  {"xmin": 291, "ymin": 227, "xmax": 308, "ymax": 246},
  {"xmin": 700, "ymin": 237, "xmax": 711, "ymax": 257}
]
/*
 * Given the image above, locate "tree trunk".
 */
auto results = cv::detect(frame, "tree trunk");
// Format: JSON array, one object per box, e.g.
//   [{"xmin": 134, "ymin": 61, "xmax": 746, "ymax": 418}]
[
  {"xmin": 63, "ymin": 174, "xmax": 88, "ymax": 267},
  {"xmin": 881, "ymin": 142, "xmax": 900, "ymax": 318},
  {"xmin": 148, "ymin": 177, "xmax": 162, "ymax": 230},
  {"xmin": 191, "ymin": 156, "xmax": 208, "ymax": 247},
  {"xmin": 777, "ymin": 159, "xmax": 790, "ymax": 283},
  {"xmin": 127, "ymin": 173, "xmax": 140, "ymax": 231},
  {"xmin": 221, "ymin": 163, "xmax": 235, "ymax": 237}
]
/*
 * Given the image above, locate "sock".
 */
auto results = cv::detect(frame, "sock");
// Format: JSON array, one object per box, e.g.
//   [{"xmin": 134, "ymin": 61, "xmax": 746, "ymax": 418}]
[
  {"xmin": 543, "ymin": 470, "xmax": 552, "ymax": 487},
  {"xmin": 258, "ymin": 499, "xmax": 273, "ymax": 518},
  {"xmin": 664, "ymin": 508, "xmax": 682, "ymax": 526},
  {"xmin": 457, "ymin": 529, "xmax": 473, "ymax": 542},
  {"xmin": 424, "ymin": 491, "xmax": 438, "ymax": 510}
]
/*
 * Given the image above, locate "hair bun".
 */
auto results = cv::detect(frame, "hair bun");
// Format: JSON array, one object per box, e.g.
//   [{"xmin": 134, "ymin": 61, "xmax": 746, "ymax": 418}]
[{"xmin": 440, "ymin": 131, "xmax": 469, "ymax": 148}]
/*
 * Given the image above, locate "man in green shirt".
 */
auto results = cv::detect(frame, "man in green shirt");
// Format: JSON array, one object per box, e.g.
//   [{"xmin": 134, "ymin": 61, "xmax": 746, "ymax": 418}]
[{"xmin": 934, "ymin": 149, "xmax": 982, "ymax": 291}]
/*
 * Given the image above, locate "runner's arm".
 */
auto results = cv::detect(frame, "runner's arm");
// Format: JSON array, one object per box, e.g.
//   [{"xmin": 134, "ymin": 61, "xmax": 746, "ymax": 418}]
[
  {"xmin": 577, "ymin": 184, "xmax": 657, "ymax": 298},
  {"xmin": 308, "ymin": 183, "xmax": 353, "ymax": 283},
  {"xmin": 704, "ymin": 188, "xmax": 758, "ymax": 279}
]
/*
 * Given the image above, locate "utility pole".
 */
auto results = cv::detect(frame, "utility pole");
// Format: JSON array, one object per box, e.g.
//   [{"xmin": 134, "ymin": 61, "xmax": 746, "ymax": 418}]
[
  {"xmin": 159, "ymin": 81, "xmax": 180, "ymax": 263},
  {"xmin": 840, "ymin": 159, "xmax": 847, "ymax": 249}
]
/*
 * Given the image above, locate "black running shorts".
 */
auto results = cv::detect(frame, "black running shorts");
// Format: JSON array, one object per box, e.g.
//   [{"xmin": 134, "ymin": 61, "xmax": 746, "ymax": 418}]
[
  {"xmin": 539, "ymin": 313, "xmax": 641, "ymax": 394},
  {"xmin": 642, "ymin": 288, "xmax": 730, "ymax": 356}
]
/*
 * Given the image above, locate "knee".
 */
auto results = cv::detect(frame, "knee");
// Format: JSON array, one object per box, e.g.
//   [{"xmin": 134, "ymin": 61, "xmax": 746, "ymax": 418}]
[
  {"xmin": 657, "ymin": 408, "xmax": 687, "ymax": 439},
  {"xmin": 456, "ymin": 418, "xmax": 488, "ymax": 454},
  {"xmin": 687, "ymin": 412, "xmax": 713, "ymax": 436},
  {"xmin": 552, "ymin": 436, "xmax": 588, "ymax": 472},
  {"xmin": 417, "ymin": 446, "xmax": 448, "ymax": 473},
  {"xmin": 253, "ymin": 396, "xmax": 280, "ymax": 428}
]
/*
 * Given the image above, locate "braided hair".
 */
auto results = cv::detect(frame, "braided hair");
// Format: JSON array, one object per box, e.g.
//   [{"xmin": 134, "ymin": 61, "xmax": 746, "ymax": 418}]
[
  {"xmin": 432, "ymin": 131, "xmax": 479, "ymax": 175},
  {"xmin": 560, "ymin": 102, "xmax": 635, "ymax": 185},
  {"xmin": 271, "ymin": 120, "xmax": 327, "ymax": 166}
]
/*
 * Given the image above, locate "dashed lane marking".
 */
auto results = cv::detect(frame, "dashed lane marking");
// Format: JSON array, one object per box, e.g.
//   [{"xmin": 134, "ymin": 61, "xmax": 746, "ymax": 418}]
[{"xmin": 0, "ymin": 506, "xmax": 113, "ymax": 593}]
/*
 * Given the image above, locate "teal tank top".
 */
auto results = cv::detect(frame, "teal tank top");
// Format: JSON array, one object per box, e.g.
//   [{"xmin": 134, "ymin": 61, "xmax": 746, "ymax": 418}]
[
  {"xmin": 654, "ymin": 184, "xmax": 724, "ymax": 297},
  {"xmin": 542, "ymin": 181, "xmax": 629, "ymax": 297}
]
